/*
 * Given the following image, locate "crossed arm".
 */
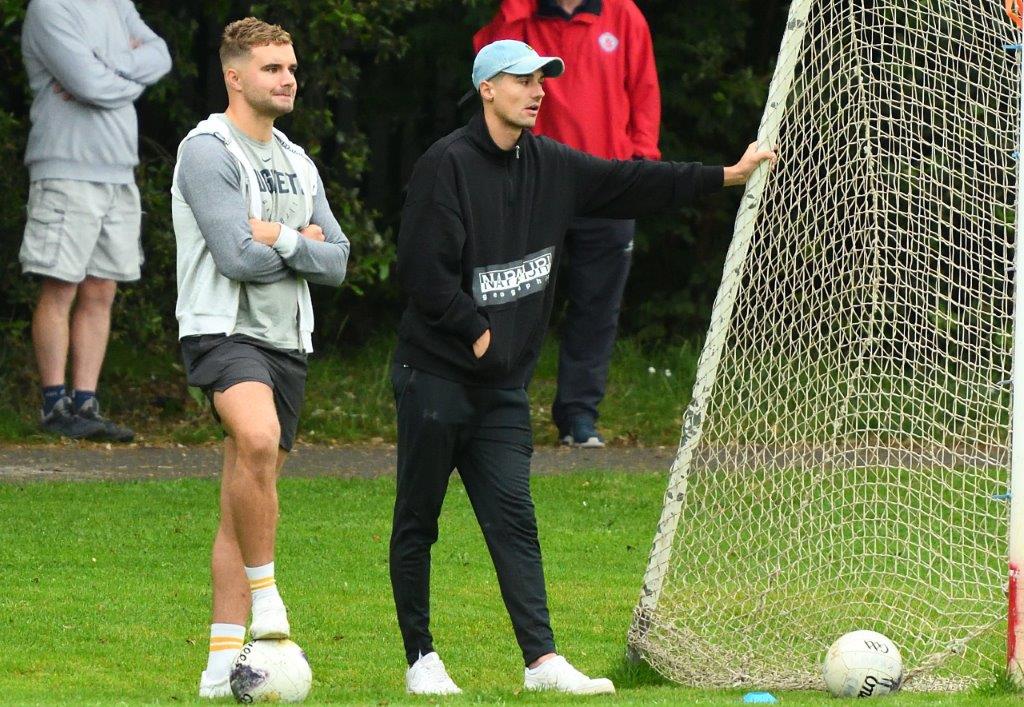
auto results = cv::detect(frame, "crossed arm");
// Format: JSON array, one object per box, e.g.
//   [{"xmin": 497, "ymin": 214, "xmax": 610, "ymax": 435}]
[
  {"xmin": 100, "ymin": 0, "xmax": 173, "ymax": 86},
  {"xmin": 177, "ymin": 136, "xmax": 349, "ymax": 287},
  {"xmin": 25, "ymin": 0, "xmax": 170, "ymax": 108},
  {"xmin": 248, "ymin": 174, "xmax": 350, "ymax": 287}
]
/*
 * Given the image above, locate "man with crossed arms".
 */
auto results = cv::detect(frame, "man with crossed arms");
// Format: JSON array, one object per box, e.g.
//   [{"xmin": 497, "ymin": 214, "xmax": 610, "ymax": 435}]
[{"xmin": 170, "ymin": 18, "xmax": 349, "ymax": 699}]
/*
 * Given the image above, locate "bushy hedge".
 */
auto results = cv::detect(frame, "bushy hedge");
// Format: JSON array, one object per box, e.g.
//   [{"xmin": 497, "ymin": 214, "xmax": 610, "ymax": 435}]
[{"xmin": 0, "ymin": 0, "xmax": 787, "ymax": 356}]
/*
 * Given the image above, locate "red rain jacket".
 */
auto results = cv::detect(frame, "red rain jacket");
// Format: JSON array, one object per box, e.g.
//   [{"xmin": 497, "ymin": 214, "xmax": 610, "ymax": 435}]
[{"xmin": 473, "ymin": 0, "xmax": 661, "ymax": 160}]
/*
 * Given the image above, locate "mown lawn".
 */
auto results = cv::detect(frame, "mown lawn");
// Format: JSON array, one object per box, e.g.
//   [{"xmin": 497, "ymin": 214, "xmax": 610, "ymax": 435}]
[{"xmin": 0, "ymin": 472, "xmax": 1019, "ymax": 704}]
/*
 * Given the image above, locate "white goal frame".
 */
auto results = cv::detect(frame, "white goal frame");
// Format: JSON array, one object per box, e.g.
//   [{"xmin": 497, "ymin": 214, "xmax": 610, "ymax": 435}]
[
  {"xmin": 630, "ymin": 0, "xmax": 1024, "ymax": 688},
  {"xmin": 1009, "ymin": 0, "xmax": 1024, "ymax": 685}
]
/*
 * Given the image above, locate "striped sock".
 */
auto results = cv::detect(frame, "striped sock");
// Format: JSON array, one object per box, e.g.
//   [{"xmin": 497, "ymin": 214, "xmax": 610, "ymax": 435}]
[
  {"xmin": 42, "ymin": 385, "xmax": 65, "ymax": 415},
  {"xmin": 72, "ymin": 389, "xmax": 96, "ymax": 412},
  {"xmin": 245, "ymin": 562, "xmax": 283, "ymax": 606},
  {"xmin": 205, "ymin": 623, "xmax": 245, "ymax": 680}
]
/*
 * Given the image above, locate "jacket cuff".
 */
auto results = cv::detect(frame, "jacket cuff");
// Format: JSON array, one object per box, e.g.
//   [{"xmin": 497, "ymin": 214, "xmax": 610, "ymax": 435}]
[
  {"xmin": 273, "ymin": 226, "xmax": 300, "ymax": 258},
  {"xmin": 700, "ymin": 166, "xmax": 725, "ymax": 195}
]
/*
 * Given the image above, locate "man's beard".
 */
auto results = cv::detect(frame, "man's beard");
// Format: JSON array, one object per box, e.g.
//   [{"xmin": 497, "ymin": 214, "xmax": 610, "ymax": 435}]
[
  {"xmin": 245, "ymin": 90, "xmax": 294, "ymax": 119},
  {"xmin": 498, "ymin": 107, "xmax": 534, "ymax": 130}
]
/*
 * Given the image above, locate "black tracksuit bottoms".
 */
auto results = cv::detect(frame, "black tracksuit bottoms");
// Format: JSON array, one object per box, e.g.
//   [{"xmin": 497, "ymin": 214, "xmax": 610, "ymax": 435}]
[{"xmin": 389, "ymin": 364, "xmax": 557, "ymax": 666}]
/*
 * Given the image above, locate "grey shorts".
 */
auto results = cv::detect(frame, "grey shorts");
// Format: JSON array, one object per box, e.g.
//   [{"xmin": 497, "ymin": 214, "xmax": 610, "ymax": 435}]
[
  {"xmin": 20, "ymin": 179, "xmax": 143, "ymax": 283},
  {"xmin": 181, "ymin": 334, "xmax": 308, "ymax": 452}
]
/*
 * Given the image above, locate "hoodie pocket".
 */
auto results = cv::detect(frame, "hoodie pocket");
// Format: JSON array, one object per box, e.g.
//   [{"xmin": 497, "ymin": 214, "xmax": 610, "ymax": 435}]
[
  {"xmin": 20, "ymin": 183, "xmax": 69, "ymax": 269},
  {"xmin": 475, "ymin": 311, "xmax": 514, "ymax": 374}
]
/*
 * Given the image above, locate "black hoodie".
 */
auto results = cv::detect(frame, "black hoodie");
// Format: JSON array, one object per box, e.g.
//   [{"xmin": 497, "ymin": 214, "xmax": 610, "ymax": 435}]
[{"xmin": 394, "ymin": 111, "xmax": 723, "ymax": 389}]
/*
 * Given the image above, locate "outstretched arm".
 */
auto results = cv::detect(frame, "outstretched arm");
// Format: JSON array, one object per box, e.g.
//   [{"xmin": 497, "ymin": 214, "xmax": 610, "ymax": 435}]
[
  {"xmin": 177, "ymin": 136, "xmax": 291, "ymax": 284},
  {"xmin": 572, "ymin": 141, "xmax": 776, "ymax": 218}
]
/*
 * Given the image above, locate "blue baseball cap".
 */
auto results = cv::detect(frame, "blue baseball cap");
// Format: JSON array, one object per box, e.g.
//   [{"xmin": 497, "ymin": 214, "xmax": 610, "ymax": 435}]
[{"xmin": 471, "ymin": 39, "xmax": 564, "ymax": 89}]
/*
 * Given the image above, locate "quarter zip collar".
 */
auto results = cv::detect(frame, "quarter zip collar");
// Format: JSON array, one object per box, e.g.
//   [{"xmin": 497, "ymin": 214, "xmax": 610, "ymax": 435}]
[
  {"xmin": 537, "ymin": 0, "xmax": 602, "ymax": 20},
  {"xmin": 467, "ymin": 111, "xmax": 526, "ymax": 159}
]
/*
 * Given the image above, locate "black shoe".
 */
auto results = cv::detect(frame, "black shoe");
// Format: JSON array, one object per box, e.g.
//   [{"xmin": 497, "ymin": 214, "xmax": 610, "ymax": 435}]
[
  {"xmin": 559, "ymin": 416, "xmax": 606, "ymax": 448},
  {"xmin": 75, "ymin": 398, "xmax": 135, "ymax": 443},
  {"xmin": 40, "ymin": 396, "xmax": 107, "ymax": 439}
]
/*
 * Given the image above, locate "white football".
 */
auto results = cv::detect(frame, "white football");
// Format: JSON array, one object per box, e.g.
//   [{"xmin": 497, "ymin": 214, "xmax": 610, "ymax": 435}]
[
  {"xmin": 230, "ymin": 639, "xmax": 312, "ymax": 703},
  {"xmin": 822, "ymin": 630, "xmax": 902, "ymax": 698}
]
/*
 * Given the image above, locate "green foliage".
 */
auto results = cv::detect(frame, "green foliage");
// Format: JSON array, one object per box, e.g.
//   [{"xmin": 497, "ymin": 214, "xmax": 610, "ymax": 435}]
[
  {"xmin": 0, "ymin": 333, "xmax": 700, "ymax": 445},
  {"xmin": 0, "ymin": 0, "xmax": 791, "ymax": 401},
  {"xmin": 0, "ymin": 1, "xmax": 30, "ymax": 327}
]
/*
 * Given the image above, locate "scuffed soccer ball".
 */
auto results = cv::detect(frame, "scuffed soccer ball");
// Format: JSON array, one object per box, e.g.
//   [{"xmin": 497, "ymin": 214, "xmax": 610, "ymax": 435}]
[
  {"xmin": 230, "ymin": 639, "xmax": 312, "ymax": 703},
  {"xmin": 822, "ymin": 630, "xmax": 902, "ymax": 698}
]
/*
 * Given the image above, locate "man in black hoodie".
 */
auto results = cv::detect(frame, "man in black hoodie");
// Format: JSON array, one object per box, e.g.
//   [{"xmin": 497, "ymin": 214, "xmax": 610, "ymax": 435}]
[{"xmin": 391, "ymin": 39, "xmax": 775, "ymax": 696}]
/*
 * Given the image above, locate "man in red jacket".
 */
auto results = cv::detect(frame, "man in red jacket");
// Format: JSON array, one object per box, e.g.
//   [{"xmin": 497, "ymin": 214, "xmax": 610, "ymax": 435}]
[{"xmin": 474, "ymin": 0, "xmax": 661, "ymax": 447}]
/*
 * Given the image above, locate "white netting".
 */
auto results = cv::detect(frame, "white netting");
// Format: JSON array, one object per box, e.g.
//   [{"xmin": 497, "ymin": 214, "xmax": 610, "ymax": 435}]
[{"xmin": 629, "ymin": 0, "xmax": 1020, "ymax": 691}]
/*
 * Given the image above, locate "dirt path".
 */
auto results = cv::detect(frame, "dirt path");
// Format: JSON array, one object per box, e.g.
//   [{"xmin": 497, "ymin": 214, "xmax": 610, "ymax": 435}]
[{"xmin": 0, "ymin": 443, "xmax": 677, "ymax": 483}]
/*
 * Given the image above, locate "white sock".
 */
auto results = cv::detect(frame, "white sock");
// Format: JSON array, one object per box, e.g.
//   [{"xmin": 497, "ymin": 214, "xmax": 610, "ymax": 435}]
[
  {"xmin": 205, "ymin": 623, "xmax": 245, "ymax": 680},
  {"xmin": 245, "ymin": 562, "xmax": 283, "ymax": 608}
]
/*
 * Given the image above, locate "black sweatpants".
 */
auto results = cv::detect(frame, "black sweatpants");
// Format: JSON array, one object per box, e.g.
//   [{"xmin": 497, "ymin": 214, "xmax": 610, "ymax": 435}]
[
  {"xmin": 389, "ymin": 364, "xmax": 556, "ymax": 666},
  {"xmin": 552, "ymin": 216, "xmax": 635, "ymax": 431}
]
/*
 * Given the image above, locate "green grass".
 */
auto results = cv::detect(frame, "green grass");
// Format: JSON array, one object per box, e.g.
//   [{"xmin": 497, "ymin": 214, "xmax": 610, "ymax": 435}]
[
  {"xmin": 0, "ymin": 472, "xmax": 1020, "ymax": 704},
  {"xmin": 642, "ymin": 462, "xmax": 1008, "ymax": 690},
  {"xmin": 0, "ymin": 334, "xmax": 702, "ymax": 446}
]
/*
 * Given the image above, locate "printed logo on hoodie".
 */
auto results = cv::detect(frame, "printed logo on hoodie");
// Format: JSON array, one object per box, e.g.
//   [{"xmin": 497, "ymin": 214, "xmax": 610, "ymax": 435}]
[{"xmin": 472, "ymin": 246, "xmax": 555, "ymax": 306}]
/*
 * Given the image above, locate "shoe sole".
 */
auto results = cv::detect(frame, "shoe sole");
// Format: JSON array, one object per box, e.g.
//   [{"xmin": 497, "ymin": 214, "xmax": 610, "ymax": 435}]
[
  {"xmin": 41, "ymin": 420, "xmax": 133, "ymax": 443},
  {"xmin": 40, "ymin": 423, "xmax": 107, "ymax": 440},
  {"xmin": 525, "ymin": 683, "xmax": 615, "ymax": 695},
  {"xmin": 250, "ymin": 627, "xmax": 290, "ymax": 639},
  {"xmin": 198, "ymin": 687, "xmax": 232, "ymax": 699},
  {"xmin": 406, "ymin": 688, "xmax": 463, "ymax": 695},
  {"xmin": 90, "ymin": 431, "xmax": 135, "ymax": 443},
  {"xmin": 561, "ymin": 435, "xmax": 606, "ymax": 449}
]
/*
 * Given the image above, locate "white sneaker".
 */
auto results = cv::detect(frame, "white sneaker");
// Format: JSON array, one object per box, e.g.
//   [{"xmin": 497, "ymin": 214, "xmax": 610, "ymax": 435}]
[
  {"xmin": 198, "ymin": 670, "xmax": 231, "ymax": 699},
  {"xmin": 524, "ymin": 655, "xmax": 615, "ymax": 695},
  {"xmin": 250, "ymin": 600, "xmax": 290, "ymax": 639},
  {"xmin": 406, "ymin": 652, "xmax": 462, "ymax": 695}
]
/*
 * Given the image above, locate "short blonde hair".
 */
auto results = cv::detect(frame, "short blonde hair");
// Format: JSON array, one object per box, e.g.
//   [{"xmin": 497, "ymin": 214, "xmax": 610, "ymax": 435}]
[{"xmin": 219, "ymin": 17, "xmax": 292, "ymax": 66}]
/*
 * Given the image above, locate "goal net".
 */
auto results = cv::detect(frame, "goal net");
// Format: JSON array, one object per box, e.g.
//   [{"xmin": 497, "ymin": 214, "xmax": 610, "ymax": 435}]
[{"xmin": 628, "ymin": 0, "xmax": 1020, "ymax": 691}]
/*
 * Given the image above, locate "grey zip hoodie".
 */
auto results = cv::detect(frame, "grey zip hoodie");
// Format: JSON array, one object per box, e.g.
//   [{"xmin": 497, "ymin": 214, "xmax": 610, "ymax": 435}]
[
  {"xmin": 171, "ymin": 115, "xmax": 350, "ymax": 353},
  {"xmin": 21, "ymin": 0, "xmax": 171, "ymax": 184}
]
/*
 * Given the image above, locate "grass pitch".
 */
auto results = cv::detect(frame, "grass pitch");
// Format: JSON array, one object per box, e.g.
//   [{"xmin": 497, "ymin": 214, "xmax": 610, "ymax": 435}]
[{"xmin": 0, "ymin": 472, "xmax": 1019, "ymax": 704}]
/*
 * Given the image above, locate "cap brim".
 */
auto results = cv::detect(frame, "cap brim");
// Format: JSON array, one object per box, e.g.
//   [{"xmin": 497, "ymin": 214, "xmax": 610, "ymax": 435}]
[{"xmin": 503, "ymin": 56, "xmax": 565, "ymax": 79}]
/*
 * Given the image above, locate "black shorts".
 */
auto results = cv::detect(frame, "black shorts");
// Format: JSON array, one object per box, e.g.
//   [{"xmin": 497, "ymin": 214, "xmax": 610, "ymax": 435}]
[{"xmin": 180, "ymin": 334, "xmax": 308, "ymax": 452}]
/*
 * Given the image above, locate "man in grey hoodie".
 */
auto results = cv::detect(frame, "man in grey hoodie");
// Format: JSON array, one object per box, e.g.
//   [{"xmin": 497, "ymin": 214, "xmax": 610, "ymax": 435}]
[
  {"xmin": 171, "ymin": 18, "xmax": 349, "ymax": 699},
  {"xmin": 20, "ymin": 0, "xmax": 171, "ymax": 441}
]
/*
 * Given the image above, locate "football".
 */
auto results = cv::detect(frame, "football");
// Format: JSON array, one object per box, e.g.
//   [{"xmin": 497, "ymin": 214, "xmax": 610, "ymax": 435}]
[
  {"xmin": 822, "ymin": 630, "xmax": 902, "ymax": 698},
  {"xmin": 230, "ymin": 639, "xmax": 312, "ymax": 703}
]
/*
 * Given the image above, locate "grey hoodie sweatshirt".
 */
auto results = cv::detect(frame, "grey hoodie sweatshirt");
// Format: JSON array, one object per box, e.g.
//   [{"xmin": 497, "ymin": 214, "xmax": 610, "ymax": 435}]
[{"xmin": 21, "ymin": 0, "xmax": 171, "ymax": 184}]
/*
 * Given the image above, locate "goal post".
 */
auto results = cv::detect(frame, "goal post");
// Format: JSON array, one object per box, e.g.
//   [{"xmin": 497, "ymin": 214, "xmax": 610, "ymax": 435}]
[
  {"xmin": 629, "ymin": 0, "xmax": 1023, "ymax": 691},
  {"xmin": 1009, "ymin": 0, "xmax": 1024, "ymax": 687},
  {"xmin": 632, "ymin": 0, "xmax": 815, "ymax": 631}
]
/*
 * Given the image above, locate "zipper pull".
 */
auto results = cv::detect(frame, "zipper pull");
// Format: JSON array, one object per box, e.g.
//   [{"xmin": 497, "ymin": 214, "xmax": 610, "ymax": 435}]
[{"xmin": 515, "ymin": 145, "xmax": 520, "ymax": 159}]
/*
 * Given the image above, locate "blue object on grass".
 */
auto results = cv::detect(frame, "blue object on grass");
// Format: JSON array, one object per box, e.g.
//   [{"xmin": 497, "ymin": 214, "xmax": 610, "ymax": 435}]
[{"xmin": 743, "ymin": 692, "xmax": 779, "ymax": 704}]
